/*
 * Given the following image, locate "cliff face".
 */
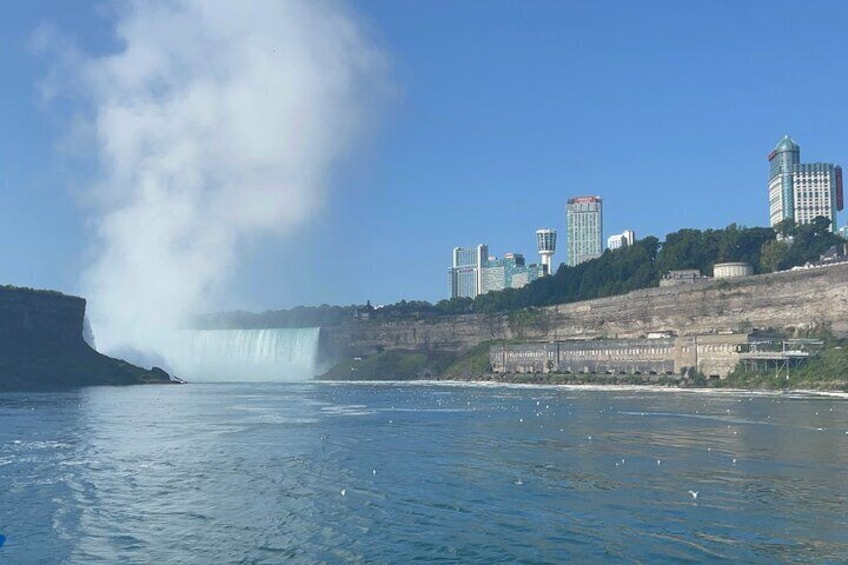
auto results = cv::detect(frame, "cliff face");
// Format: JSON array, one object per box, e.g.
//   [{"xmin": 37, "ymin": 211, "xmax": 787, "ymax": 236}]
[
  {"xmin": 0, "ymin": 288, "xmax": 86, "ymax": 346},
  {"xmin": 0, "ymin": 286, "xmax": 171, "ymax": 390},
  {"xmin": 322, "ymin": 262, "xmax": 848, "ymax": 358}
]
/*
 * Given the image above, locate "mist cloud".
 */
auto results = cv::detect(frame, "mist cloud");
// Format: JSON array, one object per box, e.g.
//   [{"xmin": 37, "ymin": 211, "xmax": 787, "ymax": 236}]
[{"xmin": 46, "ymin": 0, "xmax": 387, "ymax": 358}]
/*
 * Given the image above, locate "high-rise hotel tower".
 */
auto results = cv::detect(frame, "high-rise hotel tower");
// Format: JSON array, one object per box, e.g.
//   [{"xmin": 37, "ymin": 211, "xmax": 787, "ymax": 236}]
[
  {"xmin": 768, "ymin": 135, "xmax": 843, "ymax": 231},
  {"xmin": 566, "ymin": 196, "xmax": 603, "ymax": 266},
  {"xmin": 449, "ymin": 244, "xmax": 488, "ymax": 299}
]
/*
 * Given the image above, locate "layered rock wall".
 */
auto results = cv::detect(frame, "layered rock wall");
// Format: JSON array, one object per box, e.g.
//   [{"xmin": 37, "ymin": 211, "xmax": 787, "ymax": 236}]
[
  {"xmin": 322, "ymin": 262, "xmax": 848, "ymax": 359},
  {"xmin": 0, "ymin": 288, "xmax": 86, "ymax": 346}
]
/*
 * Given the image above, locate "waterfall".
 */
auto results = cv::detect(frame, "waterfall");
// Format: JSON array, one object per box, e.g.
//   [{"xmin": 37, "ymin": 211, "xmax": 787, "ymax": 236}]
[
  {"xmin": 83, "ymin": 315, "xmax": 97, "ymax": 350},
  {"xmin": 163, "ymin": 328, "xmax": 322, "ymax": 382}
]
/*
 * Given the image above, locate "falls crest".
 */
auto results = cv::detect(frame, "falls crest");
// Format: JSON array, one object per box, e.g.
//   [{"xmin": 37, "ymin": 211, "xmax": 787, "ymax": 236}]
[{"xmin": 164, "ymin": 328, "xmax": 322, "ymax": 382}]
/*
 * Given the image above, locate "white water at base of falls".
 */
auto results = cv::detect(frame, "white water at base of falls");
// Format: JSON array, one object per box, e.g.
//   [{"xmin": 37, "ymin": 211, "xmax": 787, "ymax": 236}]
[{"xmin": 162, "ymin": 328, "xmax": 322, "ymax": 382}]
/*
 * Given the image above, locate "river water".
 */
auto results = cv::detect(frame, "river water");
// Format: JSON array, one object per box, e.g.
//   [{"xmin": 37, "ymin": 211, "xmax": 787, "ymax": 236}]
[{"xmin": 1, "ymin": 382, "xmax": 847, "ymax": 563}]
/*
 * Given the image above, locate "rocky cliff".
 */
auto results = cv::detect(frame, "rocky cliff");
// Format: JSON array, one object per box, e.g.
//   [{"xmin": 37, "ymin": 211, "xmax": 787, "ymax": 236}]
[
  {"xmin": 321, "ymin": 262, "xmax": 848, "ymax": 359},
  {"xmin": 0, "ymin": 286, "xmax": 172, "ymax": 390}
]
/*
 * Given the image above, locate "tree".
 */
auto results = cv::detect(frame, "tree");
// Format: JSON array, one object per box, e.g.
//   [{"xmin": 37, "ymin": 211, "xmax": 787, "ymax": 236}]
[
  {"xmin": 718, "ymin": 223, "xmax": 743, "ymax": 262},
  {"xmin": 640, "ymin": 236, "xmax": 661, "ymax": 261},
  {"xmin": 435, "ymin": 297, "xmax": 473, "ymax": 315},
  {"xmin": 774, "ymin": 217, "xmax": 796, "ymax": 239},
  {"xmin": 760, "ymin": 239, "xmax": 788, "ymax": 273},
  {"xmin": 811, "ymin": 216, "xmax": 832, "ymax": 237}
]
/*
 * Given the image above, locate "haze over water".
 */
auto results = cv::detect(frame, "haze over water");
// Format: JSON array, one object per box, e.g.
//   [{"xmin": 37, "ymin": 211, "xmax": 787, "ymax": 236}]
[{"xmin": 2, "ymin": 383, "xmax": 847, "ymax": 563}]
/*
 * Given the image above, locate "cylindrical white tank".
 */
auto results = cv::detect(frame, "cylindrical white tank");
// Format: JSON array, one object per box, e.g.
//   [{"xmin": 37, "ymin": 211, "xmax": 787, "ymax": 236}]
[{"xmin": 713, "ymin": 262, "xmax": 753, "ymax": 278}]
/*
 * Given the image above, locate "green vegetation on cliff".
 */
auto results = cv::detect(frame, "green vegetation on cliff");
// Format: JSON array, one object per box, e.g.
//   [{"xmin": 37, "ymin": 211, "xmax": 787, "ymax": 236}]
[
  {"xmin": 474, "ymin": 236, "xmax": 661, "ymax": 313},
  {"xmin": 316, "ymin": 336, "xmax": 848, "ymax": 391},
  {"xmin": 720, "ymin": 338, "xmax": 848, "ymax": 392},
  {"xmin": 440, "ymin": 342, "xmax": 493, "ymax": 379},
  {"xmin": 201, "ymin": 222, "xmax": 843, "ymax": 329},
  {"xmin": 472, "ymin": 221, "xmax": 841, "ymax": 314}
]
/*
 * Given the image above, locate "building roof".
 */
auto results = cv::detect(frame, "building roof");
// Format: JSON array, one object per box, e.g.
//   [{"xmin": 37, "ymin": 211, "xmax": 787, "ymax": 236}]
[{"xmin": 773, "ymin": 135, "xmax": 800, "ymax": 153}]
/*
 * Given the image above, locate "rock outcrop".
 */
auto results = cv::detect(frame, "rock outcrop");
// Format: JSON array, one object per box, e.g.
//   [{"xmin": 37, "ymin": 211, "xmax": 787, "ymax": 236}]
[{"xmin": 0, "ymin": 286, "xmax": 172, "ymax": 390}]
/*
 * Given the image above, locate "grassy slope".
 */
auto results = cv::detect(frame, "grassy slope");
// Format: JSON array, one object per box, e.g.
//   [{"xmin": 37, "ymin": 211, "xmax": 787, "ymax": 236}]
[
  {"xmin": 318, "ymin": 339, "xmax": 848, "ymax": 391},
  {"xmin": 719, "ymin": 340, "xmax": 848, "ymax": 391},
  {"xmin": 440, "ymin": 341, "xmax": 494, "ymax": 379}
]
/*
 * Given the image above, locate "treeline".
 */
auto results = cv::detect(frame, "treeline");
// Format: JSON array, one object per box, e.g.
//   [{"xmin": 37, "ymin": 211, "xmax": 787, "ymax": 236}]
[
  {"xmin": 472, "ymin": 236, "xmax": 661, "ymax": 313},
  {"xmin": 471, "ymin": 219, "xmax": 841, "ymax": 314},
  {"xmin": 760, "ymin": 217, "xmax": 843, "ymax": 272},
  {"xmin": 196, "ymin": 220, "xmax": 845, "ymax": 328},
  {"xmin": 193, "ymin": 304, "xmax": 359, "ymax": 329}
]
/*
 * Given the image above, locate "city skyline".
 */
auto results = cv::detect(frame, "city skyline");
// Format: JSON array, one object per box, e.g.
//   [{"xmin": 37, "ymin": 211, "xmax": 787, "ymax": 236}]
[
  {"xmin": 448, "ymin": 242, "xmax": 541, "ymax": 300},
  {"xmin": 2, "ymin": 1, "xmax": 848, "ymax": 314}
]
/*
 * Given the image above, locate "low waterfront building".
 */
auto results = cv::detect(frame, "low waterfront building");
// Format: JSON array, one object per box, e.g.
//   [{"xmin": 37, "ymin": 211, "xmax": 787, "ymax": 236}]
[{"xmin": 490, "ymin": 334, "xmax": 750, "ymax": 378}]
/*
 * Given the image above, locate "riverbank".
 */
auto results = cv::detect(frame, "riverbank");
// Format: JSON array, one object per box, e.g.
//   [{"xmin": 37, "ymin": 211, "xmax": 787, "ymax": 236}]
[
  {"xmin": 437, "ymin": 371, "xmax": 705, "ymax": 388},
  {"xmin": 319, "ymin": 346, "xmax": 848, "ymax": 392},
  {"xmin": 436, "ymin": 370, "xmax": 848, "ymax": 392},
  {"xmin": 317, "ymin": 360, "xmax": 848, "ymax": 396}
]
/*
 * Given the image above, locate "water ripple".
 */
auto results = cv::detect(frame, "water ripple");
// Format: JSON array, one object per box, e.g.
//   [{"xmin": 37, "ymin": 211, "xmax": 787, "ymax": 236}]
[{"xmin": 0, "ymin": 384, "xmax": 846, "ymax": 563}]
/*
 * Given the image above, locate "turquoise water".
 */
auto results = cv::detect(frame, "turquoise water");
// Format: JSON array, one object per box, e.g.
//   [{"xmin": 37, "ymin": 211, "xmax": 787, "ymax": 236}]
[{"xmin": 1, "ymin": 383, "xmax": 847, "ymax": 563}]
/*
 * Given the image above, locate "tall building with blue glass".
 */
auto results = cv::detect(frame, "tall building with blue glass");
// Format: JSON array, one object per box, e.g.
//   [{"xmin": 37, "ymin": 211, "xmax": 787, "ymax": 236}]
[
  {"xmin": 480, "ymin": 253, "xmax": 541, "ymax": 294},
  {"xmin": 768, "ymin": 135, "xmax": 843, "ymax": 231},
  {"xmin": 449, "ymin": 244, "xmax": 543, "ymax": 299}
]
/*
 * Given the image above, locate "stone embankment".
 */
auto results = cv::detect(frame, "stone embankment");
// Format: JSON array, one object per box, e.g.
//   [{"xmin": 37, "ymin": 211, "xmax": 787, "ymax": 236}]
[{"xmin": 321, "ymin": 262, "xmax": 848, "ymax": 360}]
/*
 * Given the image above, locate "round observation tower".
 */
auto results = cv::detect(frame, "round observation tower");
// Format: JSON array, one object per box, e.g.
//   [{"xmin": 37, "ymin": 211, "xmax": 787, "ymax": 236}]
[{"xmin": 536, "ymin": 229, "xmax": 557, "ymax": 276}]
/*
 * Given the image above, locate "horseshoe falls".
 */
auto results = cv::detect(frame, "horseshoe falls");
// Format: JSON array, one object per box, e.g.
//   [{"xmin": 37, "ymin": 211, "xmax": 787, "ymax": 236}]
[{"xmin": 162, "ymin": 328, "xmax": 323, "ymax": 382}]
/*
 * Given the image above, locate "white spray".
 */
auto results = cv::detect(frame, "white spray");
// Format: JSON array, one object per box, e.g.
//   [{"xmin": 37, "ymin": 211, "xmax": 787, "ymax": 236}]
[{"xmin": 43, "ymin": 0, "xmax": 387, "ymax": 363}]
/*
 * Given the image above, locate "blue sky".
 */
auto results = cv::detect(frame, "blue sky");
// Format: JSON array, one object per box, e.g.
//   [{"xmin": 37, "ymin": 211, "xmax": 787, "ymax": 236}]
[{"xmin": 2, "ymin": 0, "xmax": 848, "ymax": 313}]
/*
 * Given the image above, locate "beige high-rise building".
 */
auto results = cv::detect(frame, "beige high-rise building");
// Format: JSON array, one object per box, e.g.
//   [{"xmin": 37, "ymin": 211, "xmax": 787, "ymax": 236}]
[{"xmin": 566, "ymin": 196, "xmax": 602, "ymax": 266}]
